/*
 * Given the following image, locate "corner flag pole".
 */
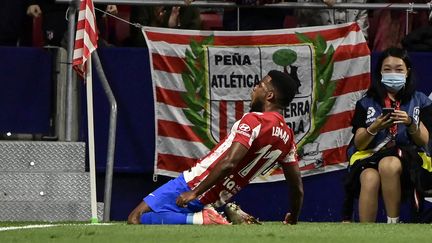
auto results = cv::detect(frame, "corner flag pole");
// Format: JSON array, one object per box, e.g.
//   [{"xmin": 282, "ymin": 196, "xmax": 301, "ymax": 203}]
[{"xmin": 86, "ymin": 56, "xmax": 98, "ymax": 223}]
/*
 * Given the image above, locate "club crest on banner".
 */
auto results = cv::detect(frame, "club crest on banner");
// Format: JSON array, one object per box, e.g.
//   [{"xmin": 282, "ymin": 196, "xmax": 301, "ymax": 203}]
[{"xmin": 206, "ymin": 45, "xmax": 314, "ymax": 144}]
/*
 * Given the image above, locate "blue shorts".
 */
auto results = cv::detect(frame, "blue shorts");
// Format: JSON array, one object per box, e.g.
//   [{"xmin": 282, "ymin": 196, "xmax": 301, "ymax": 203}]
[{"xmin": 144, "ymin": 174, "xmax": 204, "ymax": 214}]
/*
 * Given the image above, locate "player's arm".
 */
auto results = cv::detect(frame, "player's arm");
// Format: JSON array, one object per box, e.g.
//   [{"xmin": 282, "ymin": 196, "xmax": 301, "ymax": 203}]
[
  {"xmin": 282, "ymin": 163, "xmax": 303, "ymax": 225},
  {"xmin": 176, "ymin": 142, "xmax": 248, "ymax": 207}
]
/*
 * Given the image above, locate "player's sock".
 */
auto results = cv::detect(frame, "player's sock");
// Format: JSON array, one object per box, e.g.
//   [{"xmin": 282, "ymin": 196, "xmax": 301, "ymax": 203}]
[
  {"xmin": 139, "ymin": 211, "xmax": 222, "ymax": 225},
  {"xmin": 188, "ymin": 211, "xmax": 204, "ymax": 224},
  {"xmin": 138, "ymin": 206, "xmax": 228, "ymax": 225},
  {"xmin": 387, "ymin": 216, "xmax": 399, "ymax": 224},
  {"xmin": 140, "ymin": 211, "xmax": 191, "ymax": 224},
  {"xmin": 186, "ymin": 210, "xmax": 228, "ymax": 225}
]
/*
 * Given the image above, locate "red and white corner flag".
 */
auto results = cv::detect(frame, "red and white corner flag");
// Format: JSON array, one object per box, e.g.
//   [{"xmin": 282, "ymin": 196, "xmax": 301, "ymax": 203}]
[
  {"xmin": 73, "ymin": 0, "xmax": 98, "ymax": 76},
  {"xmin": 73, "ymin": 0, "xmax": 99, "ymax": 224}
]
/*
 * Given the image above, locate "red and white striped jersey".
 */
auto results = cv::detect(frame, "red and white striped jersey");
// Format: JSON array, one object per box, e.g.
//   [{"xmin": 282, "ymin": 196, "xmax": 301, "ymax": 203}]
[{"xmin": 183, "ymin": 111, "xmax": 298, "ymax": 207}]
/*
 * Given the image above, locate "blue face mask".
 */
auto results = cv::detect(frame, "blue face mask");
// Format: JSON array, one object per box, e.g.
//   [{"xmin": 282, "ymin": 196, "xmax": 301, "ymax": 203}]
[{"xmin": 381, "ymin": 73, "xmax": 406, "ymax": 93}]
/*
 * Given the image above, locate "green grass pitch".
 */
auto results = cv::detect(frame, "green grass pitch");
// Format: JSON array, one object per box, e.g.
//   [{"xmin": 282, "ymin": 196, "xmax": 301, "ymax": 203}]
[{"xmin": 1, "ymin": 222, "xmax": 432, "ymax": 243}]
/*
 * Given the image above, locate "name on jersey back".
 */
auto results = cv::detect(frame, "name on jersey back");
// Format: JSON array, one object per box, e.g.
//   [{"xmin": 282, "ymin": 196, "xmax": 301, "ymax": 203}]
[{"xmin": 272, "ymin": 126, "xmax": 289, "ymax": 144}]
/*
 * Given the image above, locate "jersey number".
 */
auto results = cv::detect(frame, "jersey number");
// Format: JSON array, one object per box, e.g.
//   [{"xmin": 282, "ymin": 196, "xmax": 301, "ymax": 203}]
[{"xmin": 238, "ymin": 144, "xmax": 282, "ymax": 178}]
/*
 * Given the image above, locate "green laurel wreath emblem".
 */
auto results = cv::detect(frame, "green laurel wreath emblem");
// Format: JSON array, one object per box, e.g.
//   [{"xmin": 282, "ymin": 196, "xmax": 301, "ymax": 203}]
[
  {"xmin": 181, "ymin": 36, "xmax": 216, "ymax": 149},
  {"xmin": 294, "ymin": 33, "xmax": 336, "ymax": 154},
  {"xmin": 179, "ymin": 33, "xmax": 335, "ymax": 154}
]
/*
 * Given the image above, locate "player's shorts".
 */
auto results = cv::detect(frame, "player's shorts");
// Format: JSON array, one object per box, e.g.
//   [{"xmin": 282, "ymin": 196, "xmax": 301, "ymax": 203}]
[{"xmin": 144, "ymin": 173, "xmax": 204, "ymax": 214}]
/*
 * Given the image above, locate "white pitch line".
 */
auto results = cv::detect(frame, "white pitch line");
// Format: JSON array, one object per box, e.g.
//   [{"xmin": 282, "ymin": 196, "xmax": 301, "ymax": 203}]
[
  {"xmin": 0, "ymin": 224, "xmax": 58, "ymax": 232},
  {"xmin": 0, "ymin": 223, "xmax": 115, "ymax": 232}
]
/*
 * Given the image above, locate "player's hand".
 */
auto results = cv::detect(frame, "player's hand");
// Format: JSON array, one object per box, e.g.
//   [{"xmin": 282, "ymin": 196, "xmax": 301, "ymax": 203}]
[
  {"xmin": 176, "ymin": 191, "xmax": 197, "ymax": 207},
  {"xmin": 27, "ymin": 5, "xmax": 42, "ymax": 18},
  {"xmin": 283, "ymin": 212, "xmax": 297, "ymax": 225}
]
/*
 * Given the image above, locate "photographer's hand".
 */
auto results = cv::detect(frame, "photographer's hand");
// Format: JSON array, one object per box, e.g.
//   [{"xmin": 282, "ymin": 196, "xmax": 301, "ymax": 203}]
[{"xmin": 390, "ymin": 110, "xmax": 410, "ymax": 125}]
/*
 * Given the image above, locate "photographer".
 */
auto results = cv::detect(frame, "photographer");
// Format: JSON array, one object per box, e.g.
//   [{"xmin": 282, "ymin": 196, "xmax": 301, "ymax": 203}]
[{"xmin": 343, "ymin": 47, "xmax": 432, "ymax": 223}]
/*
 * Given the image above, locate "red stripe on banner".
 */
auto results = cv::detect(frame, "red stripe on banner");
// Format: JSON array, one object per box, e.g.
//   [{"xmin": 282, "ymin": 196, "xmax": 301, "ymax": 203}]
[
  {"xmin": 152, "ymin": 54, "xmax": 186, "ymax": 73},
  {"xmin": 295, "ymin": 23, "xmax": 360, "ymax": 42},
  {"xmin": 219, "ymin": 101, "xmax": 227, "ymax": 140},
  {"xmin": 333, "ymin": 73, "xmax": 370, "ymax": 96},
  {"xmin": 322, "ymin": 146, "xmax": 349, "ymax": 165},
  {"xmin": 156, "ymin": 87, "xmax": 187, "ymax": 108},
  {"xmin": 158, "ymin": 120, "xmax": 204, "ymax": 142},
  {"xmin": 145, "ymin": 32, "xmax": 208, "ymax": 44},
  {"xmin": 145, "ymin": 24, "xmax": 360, "ymax": 46},
  {"xmin": 213, "ymin": 26, "xmax": 359, "ymax": 46},
  {"xmin": 213, "ymin": 34, "xmax": 301, "ymax": 46},
  {"xmin": 319, "ymin": 110, "xmax": 355, "ymax": 133},
  {"xmin": 333, "ymin": 43, "xmax": 370, "ymax": 62},
  {"xmin": 235, "ymin": 101, "xmax": 244, "ymax": 121},
  {"xmin": 157, "ymin": 153, "xmax": 198, "ymax": 172}
]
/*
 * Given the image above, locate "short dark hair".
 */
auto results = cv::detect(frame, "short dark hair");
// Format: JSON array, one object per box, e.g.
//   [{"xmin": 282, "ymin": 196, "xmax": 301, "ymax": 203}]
[
  {"xmin": 368, "ymin": 47, "xmax": 415, "ymax": 104},
  {"xmin": 268, "ymin": 70, "xmax": 300, "ymax": 107}
]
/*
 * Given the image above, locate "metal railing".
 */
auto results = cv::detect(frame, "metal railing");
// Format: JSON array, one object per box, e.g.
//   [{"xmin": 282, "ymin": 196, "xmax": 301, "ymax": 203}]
[
  {"xmin": 56, "ymin": 0, "xmax": 432, "ymax": 10},
  {"xmin": 59, "ymin": 0, "xmax": 118, "ymax": 222}
]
